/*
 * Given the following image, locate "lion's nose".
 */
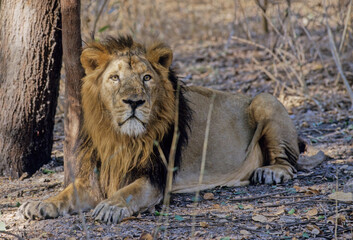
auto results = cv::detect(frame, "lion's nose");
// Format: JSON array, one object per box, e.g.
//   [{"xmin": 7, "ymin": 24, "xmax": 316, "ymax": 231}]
[{"xmin": 122, "ymin": 99, "xmax": 145, "ymax": 111}]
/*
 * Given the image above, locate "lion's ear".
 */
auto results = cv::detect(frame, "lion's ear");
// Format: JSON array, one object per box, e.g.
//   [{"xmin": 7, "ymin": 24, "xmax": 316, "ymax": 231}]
[
  {"xmin": 146, "ymin": 43, "xmax": 173, "ymax": 69},
  {"xmin": 81, "ymin": 44, "xmax": 111, "ymax": 74}
]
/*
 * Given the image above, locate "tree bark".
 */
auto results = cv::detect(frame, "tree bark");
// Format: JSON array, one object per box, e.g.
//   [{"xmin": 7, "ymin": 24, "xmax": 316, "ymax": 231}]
[
  {"xmin": 0, "ymin": 0, "xmax": 62, "ymax": 178},
  {"xmin": 61, "ymin": 0, "xmax": 84, "ymax": 186}
]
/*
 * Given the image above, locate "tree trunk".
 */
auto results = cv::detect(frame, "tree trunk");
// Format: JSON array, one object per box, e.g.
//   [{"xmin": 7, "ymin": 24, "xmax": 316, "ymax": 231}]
[
  {"xmin": 0, "ymin": 1, "xmax": 62, "ymax": 178},
  {"xmin": 61, "ymin": 0, "xmax": 84, "ymax": 186}
]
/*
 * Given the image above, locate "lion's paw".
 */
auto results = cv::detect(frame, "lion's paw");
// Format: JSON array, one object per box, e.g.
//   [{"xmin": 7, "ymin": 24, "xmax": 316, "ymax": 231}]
[
  {"xmin": 18, "ymin": 201, "xmax": 59, "ymax": 220},
  {"xmin": 251, "ymin": 165, "xmax": 295, "ymax": 184},
  {"xmin": 92, "ymin": 200, "xmax": 132, "ymax": 224}
]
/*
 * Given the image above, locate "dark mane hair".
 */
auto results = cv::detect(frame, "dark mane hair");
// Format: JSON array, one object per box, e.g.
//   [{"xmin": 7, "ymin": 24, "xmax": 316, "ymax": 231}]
[{"xmin": 148, "ymin": 69, "xmax": 192, "ymax": 191}]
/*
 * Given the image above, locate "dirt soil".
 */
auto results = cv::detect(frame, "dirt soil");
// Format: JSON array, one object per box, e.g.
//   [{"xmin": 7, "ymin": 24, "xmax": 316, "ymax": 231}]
[{"xmin": 1, "ymin": 1, "xmax": 353, "ymax": 239}]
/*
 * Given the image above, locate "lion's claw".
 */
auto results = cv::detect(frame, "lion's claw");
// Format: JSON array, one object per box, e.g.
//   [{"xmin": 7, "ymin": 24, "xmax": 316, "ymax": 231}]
[
  {"xmin": 18, "ymin": 201, "xmax": 59, "ymax": 220},
  {"xmin": 92, "ymin": 201, "xmax": 131, "ymax": 224},
  {"xmin": 251, "ymin": 165, "xmax": 294, "ymax": 184}
]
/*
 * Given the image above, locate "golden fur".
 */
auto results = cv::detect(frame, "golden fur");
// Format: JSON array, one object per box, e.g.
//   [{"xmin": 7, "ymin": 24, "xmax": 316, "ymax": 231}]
[
  {"xmin": 19, "ymin": 36, "xmax": 300, "ymax": 224},
  {"xmin": 78, "ymin": 40, "xmax": 176, "ymax": 196}
]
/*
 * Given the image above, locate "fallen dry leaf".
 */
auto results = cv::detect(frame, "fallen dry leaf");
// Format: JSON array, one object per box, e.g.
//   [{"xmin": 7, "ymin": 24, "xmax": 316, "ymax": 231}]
[
  {"xmin": 274, "ymin": 208, "xmax": 285, "ymax": 216},
  {"xmin": 200, "ymin": 221, "xmax": 209, "ymax": 228},
  {"xmin": 306, "ymin": 187, "xmax": 320, "ymax": 195},
  {"xmin": 212, "ymin": 204, "xmax": 221, "ymax": 209},
  {"xmin": 328, "ymin": 214, "xmax": 346, "ymax": 224},
  {"xmin": 252, "ymin": 214, "xmax": 268, "ymax": 223},
  {"xmin": 305, "ymin": 225, "xmax": 321, "ymax": 235},
  {"xmin": 306, "ymin": 224, "xmax": 320, "ymax": 231},
  {"xmin": 306, "ymin": 208, "xmax": 318, "ymax": 217},
  {"xmin": 311, "ymin": 228, "xmax": 320, "ymax": 235},
  {"xmin": 203, "ymin": 192, "xmax": 215, "ymax": 200},
  {"xmin": 240, "ymin": 230, "xmax": 251, "ymax": 235},
  {"xmin": 139, "ymin": 232, "xmax": 153, "ymax": 240},
  {"xmin": 293, "ymin": 185, "xmax": 304, "ymax": 193},
  {"xmin": 328, "ymin": 191, "xmax": 353, "ymax": 202},
  {"xmin": 240, "ymin": 204, "xmax": 253, "ymax": 210},
  {"xmin": 293, "ymin": 185, "xmax": 320, "ymax": 195}
]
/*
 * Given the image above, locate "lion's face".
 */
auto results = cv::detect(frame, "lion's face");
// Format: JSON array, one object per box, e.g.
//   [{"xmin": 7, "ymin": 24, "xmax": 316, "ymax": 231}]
[
  {"xmin": 80, "ymin": 37, "xmax": 175, "ymax": 138},
  {"xmin": 100, "ymin": 55, "xmax": 161, "ymax": 136}
]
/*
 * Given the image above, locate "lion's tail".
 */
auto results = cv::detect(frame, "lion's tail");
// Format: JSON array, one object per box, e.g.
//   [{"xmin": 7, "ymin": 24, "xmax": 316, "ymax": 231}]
[{"xmin": 244, "ymin": 121, "xmax": 265, "ymax": 162}]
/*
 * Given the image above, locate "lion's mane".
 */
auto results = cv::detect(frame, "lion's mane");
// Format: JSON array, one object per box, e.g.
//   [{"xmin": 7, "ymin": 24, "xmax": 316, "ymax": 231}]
[{"xmin": 77, "ymin": 36, "xmax": 192, "ymax": 197}]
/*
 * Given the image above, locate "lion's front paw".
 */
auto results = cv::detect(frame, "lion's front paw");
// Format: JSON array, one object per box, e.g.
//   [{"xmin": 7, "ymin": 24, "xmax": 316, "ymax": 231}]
[
  {"xmin": 18, "ymin": 201, "xmax": 59, "ymax": 220},
  {"xmin": 251, "ymin": 165, "xmax": 295, "ymax": 184},
  {"xmin": 92, "ymin": 200, "xmax": 132, "ymax": 224}
]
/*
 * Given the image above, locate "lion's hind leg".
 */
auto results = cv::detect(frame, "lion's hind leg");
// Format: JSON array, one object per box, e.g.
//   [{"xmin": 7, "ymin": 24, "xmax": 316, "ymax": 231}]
[
  {"xmin": 248, "ymin": 93, "xmax": 299, "ymax": 184},
  {"xmin": 18, "ymin": 178, "xmax": 99, "ymax": 220}
]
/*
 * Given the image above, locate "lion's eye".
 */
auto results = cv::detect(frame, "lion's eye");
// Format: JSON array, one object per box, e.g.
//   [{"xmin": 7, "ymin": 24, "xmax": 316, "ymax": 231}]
[
  {"xmin": 143, "ymin": 74, "xmax": 152, "ymax": 82},
  {"xmin": 110, "ymin": 74, "xmax": 120, "ymax": 82}
]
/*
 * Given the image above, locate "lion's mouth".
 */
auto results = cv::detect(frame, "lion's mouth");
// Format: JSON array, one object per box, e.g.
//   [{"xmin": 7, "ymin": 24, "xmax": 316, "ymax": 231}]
[{"xmin": 118, "ymin": 115, "xmax": 146, "ymax": 127}]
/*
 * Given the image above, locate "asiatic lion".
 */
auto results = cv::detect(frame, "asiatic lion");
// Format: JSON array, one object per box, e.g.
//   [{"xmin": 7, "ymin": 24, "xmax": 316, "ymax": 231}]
[{"xmin": 19, "ymin": 36, "xmax": 299, "ymax": 223}]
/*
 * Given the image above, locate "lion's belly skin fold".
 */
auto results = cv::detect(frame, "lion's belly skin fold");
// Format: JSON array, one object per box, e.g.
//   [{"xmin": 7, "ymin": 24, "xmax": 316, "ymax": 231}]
[{"xmin": 172, "ymin": 86, "xmax": 264, "ymax": 193}]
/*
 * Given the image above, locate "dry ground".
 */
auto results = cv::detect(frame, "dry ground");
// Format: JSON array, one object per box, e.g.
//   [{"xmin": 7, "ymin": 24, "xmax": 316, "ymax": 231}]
[{"xmin": 1, "ymin": 0, "xmax": 353, "ymax": 239}]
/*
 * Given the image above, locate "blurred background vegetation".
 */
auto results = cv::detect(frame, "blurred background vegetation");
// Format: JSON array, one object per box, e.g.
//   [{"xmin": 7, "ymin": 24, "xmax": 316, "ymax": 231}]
[
  {"xmin": 59, "ymin": 0, "xmax": 353, "ymax": 121},
  {"xmin": 77, "ymin": 0, "xmax": 352, "ymax": 112}
]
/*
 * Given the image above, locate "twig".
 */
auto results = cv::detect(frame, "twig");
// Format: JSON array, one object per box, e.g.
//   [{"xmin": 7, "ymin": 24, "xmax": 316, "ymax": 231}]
[
  {"xmin": 257, "ymin": 198, "xmax": 327, "ymax": 208},
  {"xmin": 253, "ymin": 0, "xmax": 281, "ymax": 36},
  {"xmin": 335, "ymin": 0, "xmax": 352, "ymax": 85},
  {"xmin": 300, "ymin": 22, "xmax": 334, "ymax": 86},
  {"xmin": 251, "ymin": 57, "xmax": 298, "ymax": 95},
  {"xmin": 225, "ymin": 1, "xmax": 237, "ymax": 50},
  {"xmin": 155, "ymin": 142, "xmax": 168, "ymax": 168},
  {"xmin": 90, "ymin": 0, "xmax": 109, "ymax": 40},
  {"xmin": 165, "ymin": 82, "xmax": 180, "ymax": 206},
  {"xmin": 338, "ymin": 0, "xmax": 352, "ymax": 53},
  {"xmin": 272, "ymin": 2, "xmax": 290, "ymax": 51},
  {"xmin": 254, "ymin": 0, "xmax": 269, "ymax": 34},
  {"xmin": 229, "ymin": 190, "xmax": 290, "ymax": 202},
  {"xmin": 0, "ymin": 231, "xmax": 24, "ymax": 240},
  {"xmin": 271, "ymin": 194, "xmax": 315, "ymax": 199},
  {"xmin": 191, "ymin": 93, "xmax": 215, "ymax": 237},
  {"xmin": 153, "ymin": 82, "xmax": 181, "ymax": 238},
  {"xmin": 326, "ymin": 16, "xmax": 353, "ymax": 109},
  {"xmin": 238, "ymin": 0, "xmax": 253, "ymax": 41},
  {"xmin": 334, "ymin": 160, "xmax": 339, "ymax": 240},
  {"xmin": 66, "ymin": 157, "xmax": 90, "ymax": 240},
  {"xmin": 233, "ymin": 36, "xmax": 303, "ymax": 93},
  {"xmin": 72, "ymin": 181, "xmax": 90, "ymax": 240}
]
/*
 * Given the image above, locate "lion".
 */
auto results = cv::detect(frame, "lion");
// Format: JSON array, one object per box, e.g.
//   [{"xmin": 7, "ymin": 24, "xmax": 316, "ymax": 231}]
[{"xmin": 19, "ymin": 36, "xmax": 299, "ymax": 223}]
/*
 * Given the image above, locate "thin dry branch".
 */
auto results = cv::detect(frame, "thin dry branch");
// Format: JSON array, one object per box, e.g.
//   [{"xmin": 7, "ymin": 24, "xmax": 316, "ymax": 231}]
[
  {"xmin": 91, "ymin": 0, "xmax": 109, "ymax": 40},
  {"xmin": 327, "ymin": 23, "xmax": 353, "ymax": 109},
  {"xmin": 0, "ymin": 231, "xmax": 24, "ymax": 240},
  {"xmin": 72, "ymin": 181, "xmax": 90, "ymax": 240},
  {"xmin": 191, "ymin": 93, "xmax": 216, "ymax": 237},
  {"xmin": 153, "ymin": 83, "xmax": 181, "ymax": 238},
  {"xmin": 238, "ymin": 0, "xmax": 253, "ymax": 40},
  {"xmin": 233, "ymin": 36, "xmax": 304, "ymax": 93},
  {"xmin": 251, "ymin": 57, "xmax": 297, "ymax": 95},
  {"xmin": 338, "ymin": 0, "xmax": 352, "ymax": 53},
  {"xmin": 165, "ymin": 83, "xmax": 181, "ymax": 206},
  {"xmin": 229, "ymin": 190, "xmax": 290, "ymax": 202},
  {"xmin": 253, "ymin": 0, "xmax": 281, "ymax": 36}
]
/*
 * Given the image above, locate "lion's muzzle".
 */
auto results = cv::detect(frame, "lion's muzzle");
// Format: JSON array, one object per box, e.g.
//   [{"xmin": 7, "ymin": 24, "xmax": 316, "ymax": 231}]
[{"xmin": 122, "ymin": 98, "xmax": 145, "ymax": 112}]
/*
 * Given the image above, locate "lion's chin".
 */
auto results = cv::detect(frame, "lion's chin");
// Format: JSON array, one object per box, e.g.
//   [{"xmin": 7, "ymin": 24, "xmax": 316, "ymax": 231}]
[{"xmin": 119, "ymin": 118, "xmax": 146, "ymax": 137}]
